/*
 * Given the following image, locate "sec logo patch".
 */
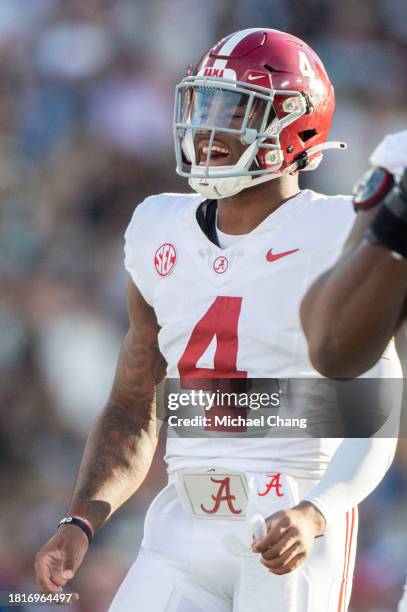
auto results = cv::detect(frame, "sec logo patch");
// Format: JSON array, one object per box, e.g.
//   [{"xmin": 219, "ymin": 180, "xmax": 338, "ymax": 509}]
[{"xmin": 154, "ymin": 243, "xmax": 177, "ymax": 277}]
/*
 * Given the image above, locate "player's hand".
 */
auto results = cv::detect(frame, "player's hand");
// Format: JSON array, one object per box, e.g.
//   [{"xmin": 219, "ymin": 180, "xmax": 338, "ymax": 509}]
[
  {"xmin": 252, "ymin": 501, "xmax": 326, "ymax": 575},
  {"xmin": 35, "ymin": 525, "xmax": 89, "ymax": 600}
]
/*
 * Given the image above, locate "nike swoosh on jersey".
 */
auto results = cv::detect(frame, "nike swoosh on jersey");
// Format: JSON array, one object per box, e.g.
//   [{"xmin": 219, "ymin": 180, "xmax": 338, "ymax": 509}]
[
  {"xmin": 247, "ymin": 74, "xmax": 263, "ymax": 81},
  {"xmin": 266, "ymin": 248, "xmax": 299, "ymax": 262}
]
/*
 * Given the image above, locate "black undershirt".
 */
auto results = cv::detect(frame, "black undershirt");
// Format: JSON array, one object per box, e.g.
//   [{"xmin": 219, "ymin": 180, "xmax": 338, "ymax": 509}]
[{"xmin": 196, "ymin": 200, "xmax": 220, "ymax": 247}]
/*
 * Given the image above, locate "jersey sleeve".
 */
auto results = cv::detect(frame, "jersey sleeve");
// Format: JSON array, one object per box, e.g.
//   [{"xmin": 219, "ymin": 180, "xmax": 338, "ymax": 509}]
[{"xmin": 124, "ymin": 199, "xmax": 154, "ymax": 306}]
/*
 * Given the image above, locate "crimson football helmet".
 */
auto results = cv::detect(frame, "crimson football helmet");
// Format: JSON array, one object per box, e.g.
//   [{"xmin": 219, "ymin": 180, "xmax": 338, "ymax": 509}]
[{"xmin": 174, "ymin": 28, "xmax": 345, "ymax": 198}]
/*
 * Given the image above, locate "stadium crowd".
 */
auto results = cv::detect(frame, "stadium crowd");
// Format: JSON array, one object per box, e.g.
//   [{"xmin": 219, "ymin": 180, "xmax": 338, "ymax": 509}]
[{"xmin": 0, "ymin": 1, "xmax": 406, "ymax": 610}]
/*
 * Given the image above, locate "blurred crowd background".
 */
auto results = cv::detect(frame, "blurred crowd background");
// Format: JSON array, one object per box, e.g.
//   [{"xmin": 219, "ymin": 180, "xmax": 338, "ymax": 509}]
[{"xmin": 0, "ymin": 0, "xmax": 406, "ymax": 610}]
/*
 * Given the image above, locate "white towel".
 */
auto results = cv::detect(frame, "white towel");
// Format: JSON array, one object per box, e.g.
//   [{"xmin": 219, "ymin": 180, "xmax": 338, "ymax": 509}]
[
  {"xmin": 369, "ymin": 130, "xmax": 407, "ymax": 181},
  {"xmin": 236, "ymin": 473, "xmax": 301, "ymax": 612}
]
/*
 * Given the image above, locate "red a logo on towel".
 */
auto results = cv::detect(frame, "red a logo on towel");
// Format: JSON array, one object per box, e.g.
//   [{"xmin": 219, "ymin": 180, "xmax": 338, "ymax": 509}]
[{"xmin": 258, "ymin": 473, "xmax": 284, "ymax": 497}]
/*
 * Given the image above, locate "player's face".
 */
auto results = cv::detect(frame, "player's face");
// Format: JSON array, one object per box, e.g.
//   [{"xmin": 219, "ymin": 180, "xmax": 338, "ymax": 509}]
[{"xmin": 181, "ymin": 87, "xmax": 271, "ymax": 166}]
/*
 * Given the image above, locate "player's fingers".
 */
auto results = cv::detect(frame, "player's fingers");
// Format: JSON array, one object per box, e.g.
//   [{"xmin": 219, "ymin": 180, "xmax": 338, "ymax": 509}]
[
  {"xmin": 253, "ymin": 524, "xmax": 288, "ymax": 552},
  {"xmin": 37, "ymin": 573, "xmax": 62, "ymax": 593},
  {"xmin": 259, "ymin": 528, "xmax": 299, "ymax": 561},
  {"xmin": 261, "ymin": 541, "xmax": 302, "ymax": 570},
  {"xmin": 253, "ymin": 510, "xmax": 298, "ymax": 553},
  {"xmin": 36, "ymin": 560, "xmax": 80, "ymax": 603},
  {"xmin": 267, "ymin": 552, "xmax": 306, "ymax": 575},
  {"xmin": 61, "ymin": 548, "xmax": 80, "ymax": 580},
  {"xmin": 35, "ymin": 554, "xmax": 61, "ymax": 592},
  {"xmin": 44, "ymin": 555, "xmax": 81, "ymax": 604},
  {"xmin": 37, "ymin": 577, "xmax": 63, "ymax": 593},
  {"xmin": 52, "ymin": 542, "xmax": 84, "ymax": 588},
  {"xmin": 47, "ymin": 553, "xmax": 75, "ymax": 588},
  {"xmin": 49, "ymin": 573, "xmax": 69, "ymax": 588}
]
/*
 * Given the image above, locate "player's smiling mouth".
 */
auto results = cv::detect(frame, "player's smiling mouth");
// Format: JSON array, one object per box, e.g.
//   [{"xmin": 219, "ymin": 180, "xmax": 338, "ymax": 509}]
[{"xmin": 197, "ymin": 140, "xmax": 231, "ymax": 165}]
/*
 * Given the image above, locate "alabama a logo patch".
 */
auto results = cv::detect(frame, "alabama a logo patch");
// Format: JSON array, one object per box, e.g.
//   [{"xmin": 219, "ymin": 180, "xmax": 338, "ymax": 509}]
[
  {"xmin": 213, "ymin": 255, "xmax": 229, "ymax": 274},
  {"xmin": 154, "ymin": 243, "xmax": 177, "ymax": 277}
]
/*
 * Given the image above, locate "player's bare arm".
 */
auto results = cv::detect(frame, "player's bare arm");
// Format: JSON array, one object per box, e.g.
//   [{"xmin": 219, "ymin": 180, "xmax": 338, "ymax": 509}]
[
  {"xmin": 301, "ymin": 161, "xmax": 407, "ymax": 378},
  {"xmin": 65, "ymin": 280, "xmax": 166, "ymax": 525},
  {"xmin": 35, "ymin": 279, "xmax": 166, "ymax": 594}
]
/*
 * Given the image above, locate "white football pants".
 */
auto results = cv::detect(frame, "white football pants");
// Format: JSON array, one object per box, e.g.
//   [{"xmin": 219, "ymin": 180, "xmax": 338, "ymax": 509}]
[{"xmin": 109, "ymin": 472, "xmax": 358, "ymax": 612}]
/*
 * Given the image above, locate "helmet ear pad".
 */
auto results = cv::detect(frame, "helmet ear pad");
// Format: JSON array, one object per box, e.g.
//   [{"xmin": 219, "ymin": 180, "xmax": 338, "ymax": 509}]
[{"xmin": 256, "ymin": 90, "xmax": 335, "ymax": 171}]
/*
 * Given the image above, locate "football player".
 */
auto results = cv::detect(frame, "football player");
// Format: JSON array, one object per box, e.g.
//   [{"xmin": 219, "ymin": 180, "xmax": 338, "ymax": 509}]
[
  {"xmin": 300, "ymin": 131, "xmax": 407, "ymax": 610},
  {"xmin": 35, "ymin": 29, "xmax": 401, "ymax": 612}
]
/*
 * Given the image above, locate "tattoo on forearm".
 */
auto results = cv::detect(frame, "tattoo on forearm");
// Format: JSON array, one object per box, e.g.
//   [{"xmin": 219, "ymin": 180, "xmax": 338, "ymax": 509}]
[{"xmin": 69, "ymin": 297, "xmax": 167, "ymax": 527}]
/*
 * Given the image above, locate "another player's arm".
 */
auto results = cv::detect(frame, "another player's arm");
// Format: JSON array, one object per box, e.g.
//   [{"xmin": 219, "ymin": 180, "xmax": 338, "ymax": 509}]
[
  {"xmin": 300, "ymin": 207, "xmax": 407, "ymax": 378},
  {"xmin": 35, "ymin": 279, "xmax": 166, "ymax": 594}
]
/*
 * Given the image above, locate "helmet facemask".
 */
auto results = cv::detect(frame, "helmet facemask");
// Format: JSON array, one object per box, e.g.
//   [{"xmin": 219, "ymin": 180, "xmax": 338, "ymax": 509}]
[{"xmin": 174, "ymin": 76, "xmax": 308, "ymax": 198}]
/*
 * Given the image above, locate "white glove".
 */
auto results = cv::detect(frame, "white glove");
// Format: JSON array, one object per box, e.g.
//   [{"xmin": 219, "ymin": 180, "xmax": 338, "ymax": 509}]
[{"xmin": 369, "ymin": 130, "xmax": 407, "ymax": 181}]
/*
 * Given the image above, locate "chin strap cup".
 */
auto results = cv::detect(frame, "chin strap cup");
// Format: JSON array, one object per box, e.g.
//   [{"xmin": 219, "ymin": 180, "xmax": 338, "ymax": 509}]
[{"xmin": 189, "ymin": 172, "xmax": 252, "ymax": 199}]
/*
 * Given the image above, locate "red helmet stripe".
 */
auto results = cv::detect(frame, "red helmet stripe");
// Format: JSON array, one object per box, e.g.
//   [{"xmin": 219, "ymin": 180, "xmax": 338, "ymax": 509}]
[{"xmin": 210, "ymin": 28, "xmax": 268, "ymax": 72}]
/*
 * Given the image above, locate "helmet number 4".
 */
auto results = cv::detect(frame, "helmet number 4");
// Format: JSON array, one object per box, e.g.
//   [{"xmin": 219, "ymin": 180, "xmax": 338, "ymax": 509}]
[{"xmin": 298, "ymin": 51, "xmax": 315, "ymax": 79}]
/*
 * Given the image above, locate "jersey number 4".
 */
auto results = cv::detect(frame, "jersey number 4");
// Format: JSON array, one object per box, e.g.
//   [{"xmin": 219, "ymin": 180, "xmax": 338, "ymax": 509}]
[
  {"xmin": 178, "ymin": 296, "xmax": 247, "ymax": 380},
  {"xmin": 178, "ymin": 296, "xmax": 248, "ymax": 431}
]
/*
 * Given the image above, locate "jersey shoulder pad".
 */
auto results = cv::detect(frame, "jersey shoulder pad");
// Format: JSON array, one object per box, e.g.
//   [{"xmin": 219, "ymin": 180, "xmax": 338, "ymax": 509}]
[
  {"xmin": 302, "ymin": 191, "xmax": 356, "ymax": 249},
  {"xmin": 124, "ymin": 192, "xmax": 201, "ymax": 305},
  {"xmin": 130, "ymin": 192, "xmax": 202, "ymax": 227},
  {"xmin": 305, "ymin": 190, "xmax": 355, "ymax": 221}
]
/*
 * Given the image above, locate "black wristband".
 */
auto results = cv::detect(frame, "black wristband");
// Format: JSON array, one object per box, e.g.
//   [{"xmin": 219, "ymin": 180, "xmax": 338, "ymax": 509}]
[
  {"xmin": 58, "ymin": 516, "xmax": 93, "ymax": 545},
  {"xmin": 353, "ymin": 167, "xmax": 394, "ymax": 211}
]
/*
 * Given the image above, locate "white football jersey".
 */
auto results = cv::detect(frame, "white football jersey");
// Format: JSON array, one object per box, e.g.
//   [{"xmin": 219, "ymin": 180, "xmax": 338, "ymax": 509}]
[{"xmin": 124, "ymin": 190, "xmax": 400, "ymax": 479}]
